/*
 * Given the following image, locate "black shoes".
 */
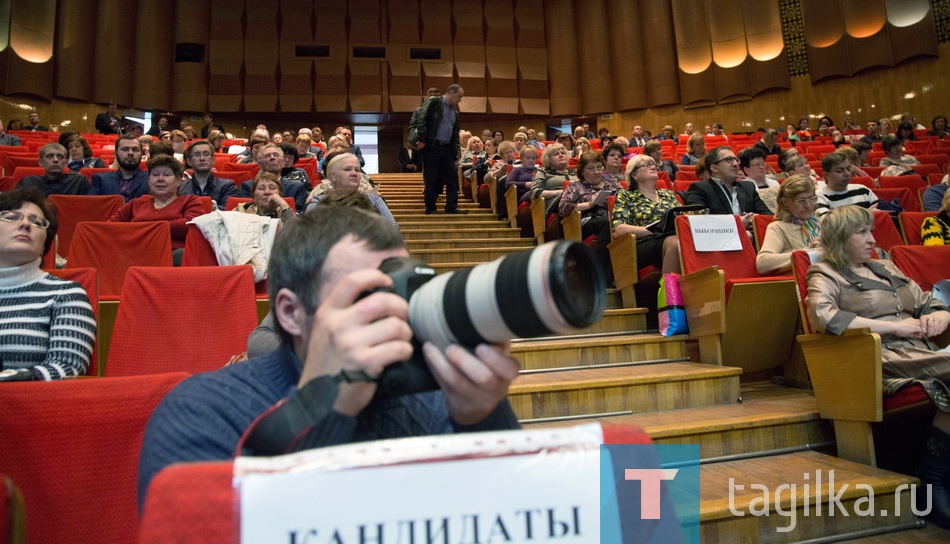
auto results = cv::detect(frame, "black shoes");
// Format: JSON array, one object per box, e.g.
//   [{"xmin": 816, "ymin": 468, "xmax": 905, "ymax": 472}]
[
  {"xmin": 445, "ymin": 209, "xmax": 468, "ymax": 215},
  {"xmin": 425, "ymin": 209, "xmax": 438, "ymax": 215}
]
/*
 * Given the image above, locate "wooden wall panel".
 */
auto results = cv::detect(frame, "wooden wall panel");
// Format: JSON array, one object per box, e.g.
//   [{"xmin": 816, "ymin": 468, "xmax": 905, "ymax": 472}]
[
  {"xmin": 707, "ymin": 0, "xmax": 752, "ymax": 103},
  {"xmin": 671, "ymin": 0, "xmax": 715, "ymax": 108},
  {"xmin": 484, "ymin": 0, "xmax": 517, "ymax": 114},
  {"xmin": 543, "ymin": 0, "xmax": 580, "ymax": 116},
  {"xmin": 92, "ymin": 0, "xmax": 133, "ymax": 106},
  {"xmin": 243, "ymin": 0, "xmax": 279, "ymax": 112},
  {"xmin": 452, "ymin": 1, "xmax": 485, "ymax": 113},
  {"xmin": 348, "ymin": 0, "xmax": 386, "ymax": 113},
  {"xmin": 278, "ymin": 0, "xmax": 313, "ymax": 112},
  {"xmin": 386, "ymin": 0, "xmax": 421, "ymax": 113},
  {"xmin": 172, "ymin": 0, "xmax": 210, "ymax": 113},
  {"xmin": 208, "ymin": 0, "xmax": 243, "ymax": 112},
  {"xmin": 573, "ymin": 0, "xmax": 613, "ymax": 114},
  {"xmin": 515, "ymin": 0, "xmax": 548, "ymax": 116},
  {"xmin": 607, "ymin": 3, "xmax": 646, "ymax": 111},
  {"xmin": 313, "ymin": 0, "xmax": 346, "ymax": 112},
  {"xmin": 641, "ymin": 1, "xmax": 680, "ymax": 107},
  {"xmin": 418, "ymin": 0, "xmax": 453, "ymax": 94},
  {"xmin": 54, "ymin": 0, "xmax": 96, "ymax": 102},
  {"xmin": 133, "ymin": 0, "xmax": 173, "ymax": 110}
]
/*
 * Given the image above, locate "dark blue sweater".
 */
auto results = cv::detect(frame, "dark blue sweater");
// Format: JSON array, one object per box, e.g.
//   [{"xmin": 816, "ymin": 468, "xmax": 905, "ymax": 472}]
[{"xmin": 137, "ymin": 344, "xmax": 521, "ymax": 507}]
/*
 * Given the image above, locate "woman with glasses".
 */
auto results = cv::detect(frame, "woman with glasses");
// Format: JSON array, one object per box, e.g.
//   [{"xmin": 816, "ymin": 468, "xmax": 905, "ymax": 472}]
[
  {"xmin": 559, "ymin": 151, "xmax": 622, "ymax": 283},
  {"xmin": 0, "ymin": 188, "xmax": 95, "ymax": 381},
  {"xmin": 602, "ymin": 143, "xmax": 626, "ymax": 184},
  {"xmin": 756, "ymin": 176, "xmax": 822, "ymax": 274},
  {"xmin": 611, "ymin": 154, "xmax": 682, "ymax": 275}
]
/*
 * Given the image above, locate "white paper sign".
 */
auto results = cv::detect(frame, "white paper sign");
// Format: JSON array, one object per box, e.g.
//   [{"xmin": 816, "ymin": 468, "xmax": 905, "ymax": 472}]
[
  {"xmin": 236, "ymin": 425, "xmax": 604, "ymax": 543},
  {"xmin": 688, "ymin": 214, "xmax": 743, "ymax": 252}
]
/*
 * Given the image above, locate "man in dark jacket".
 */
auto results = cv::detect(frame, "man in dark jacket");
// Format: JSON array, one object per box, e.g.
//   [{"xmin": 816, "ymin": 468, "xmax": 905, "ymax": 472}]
[
  {"xmin": 409, "ymin": 84, "xmax": 466, "ymax": 215},
  {"xmin": 685, "ymin": 146, "xmax": 772, "ymax": 230}
]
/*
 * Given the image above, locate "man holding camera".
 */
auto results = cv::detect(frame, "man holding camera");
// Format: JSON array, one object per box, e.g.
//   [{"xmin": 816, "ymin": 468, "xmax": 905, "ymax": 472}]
[{"xmin": 137, "ymin": 207, "xmax": 521, "ymax": 507}]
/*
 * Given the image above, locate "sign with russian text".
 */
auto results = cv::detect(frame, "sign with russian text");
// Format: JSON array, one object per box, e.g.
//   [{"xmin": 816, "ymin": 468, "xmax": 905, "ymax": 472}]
[
  {"xmin": 235, "ymin": 424, "xmax": 699, "ymax": 543},
  {"xmin": 688, "ymin": 215, "xmax": 743, "ymax": 252}
]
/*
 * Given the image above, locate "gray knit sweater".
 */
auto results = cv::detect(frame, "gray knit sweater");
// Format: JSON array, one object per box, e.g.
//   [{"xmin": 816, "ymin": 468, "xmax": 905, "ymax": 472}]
[{"xmin": 0, "ymin": 260, "xmax": 96, "ymax": 379}]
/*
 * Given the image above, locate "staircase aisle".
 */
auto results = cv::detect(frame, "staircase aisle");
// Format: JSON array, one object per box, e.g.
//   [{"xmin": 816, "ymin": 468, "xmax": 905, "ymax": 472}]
[{"xmin": 375, "ymin": 173, "xmax": 943, "ymax": 543}]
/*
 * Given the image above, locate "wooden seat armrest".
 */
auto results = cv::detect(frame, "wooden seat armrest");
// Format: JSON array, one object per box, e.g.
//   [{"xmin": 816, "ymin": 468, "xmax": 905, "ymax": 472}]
[
  {"xmin": 607, "ymin": 233, "xmax": 639, "ymax": 291},
  {"xmin": 505, "ymin": 185, "xmax": 518, "ymax": 229},
  {"xmin": 561, "ymin": 209, "xmax": 582, "ymax": 241},
  {"xmin": 797, "ymin": 329, "xmax": 884, "ymax": 422},
  {"xmin": 678, "ymin": 267, "xmax": 726, "ymax": 365},
  {"xmin": 530, "ymin": 197, "xmax": 546, "ymax": 245},
  {"xmin": 678, "ymin": 266, "xmax": 726, "ymax": 338}
]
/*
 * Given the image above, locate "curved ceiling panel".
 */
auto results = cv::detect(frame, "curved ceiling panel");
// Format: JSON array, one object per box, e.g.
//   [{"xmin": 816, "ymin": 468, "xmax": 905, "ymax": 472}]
[
  {"xmin": 801, "ymin": 0, "xmax": 845, "ymax": 47},
  {"xmin": 743, "ymin": 0, "xmax": 785, "ymax": 62},
  {"xmin": 672, "ymin": 0, "xmax": 712, "ymax": 74},
  {"xmin": 0, "ymin": 0, "xmax": 10, "ymax": 51},
  {"xmin": 842, "ymin": 0, "xmax": 886, "ymax": 38},
  {"xmin": 707, "ymin": 0, "xmax": 748, "ymax": 69},
  {"xmin": 10, "ymin": 0, "xmax": 55, "ymax": 62},
  {"xmin": 884, "ymin": 0, "xmax": 930, "ymax": 27}
]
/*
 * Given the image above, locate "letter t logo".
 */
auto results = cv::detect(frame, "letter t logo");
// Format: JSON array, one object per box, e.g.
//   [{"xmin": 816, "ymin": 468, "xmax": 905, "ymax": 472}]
[{"xmin": 624, "ymin": 469, "xmax": 679, "ymax": 519}]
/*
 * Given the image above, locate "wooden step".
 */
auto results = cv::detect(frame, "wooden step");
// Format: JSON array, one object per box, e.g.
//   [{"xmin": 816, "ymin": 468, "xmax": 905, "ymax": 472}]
[
  {"xmin": 511, "ymin": 332, "xmax": 689, "ymax": 371},
  {"xmin": 508, "ymin": 363, "xmax": 741, "ymax": 420},
  {"xmin": 400, "ymin": 228, "xmax": 522, "ymax": 240},
  {"xmin": 405, "ymin": 238, "xmax": 536, "ymax": 251},
  {"xmin": 570, "ymin": 307, "xmax": 648, "ymax": 335},
  {"xmin": 397, "ymin": 220, "xmax": 505, "ymax": 229},
  {"xmin": 408, "ymin": 247, "xmax": 529, "ymax": 263},
  {"xmin": 524, "ymin": 387, "xmax": 834, "ymax": 461},
  {"xmin": 391, "ymin": 213, "xmax": 499, "ymax": 223},
  {"xmin": 386, "ymin": 202, "xmax": 482, "ymax": 211},
  {"xmin": 701, "ymin": 451, "xmax": 920, "ymax": 543}
]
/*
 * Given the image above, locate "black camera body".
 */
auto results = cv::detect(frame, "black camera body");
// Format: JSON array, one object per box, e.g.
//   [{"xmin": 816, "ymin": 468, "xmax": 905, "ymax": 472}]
[
  {"xmin": 368, "ymin": 240, "xmax": 607, "ymax": 398},
  {"xmin": 370, "ymin": 257, "xmax": 441, "ymax": 397}
]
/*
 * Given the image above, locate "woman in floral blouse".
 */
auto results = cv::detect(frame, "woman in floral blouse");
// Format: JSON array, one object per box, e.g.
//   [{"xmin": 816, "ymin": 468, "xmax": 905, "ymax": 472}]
[{"xmin": 611, "ymin": 154, "xmax": 682, "ymax": 275}]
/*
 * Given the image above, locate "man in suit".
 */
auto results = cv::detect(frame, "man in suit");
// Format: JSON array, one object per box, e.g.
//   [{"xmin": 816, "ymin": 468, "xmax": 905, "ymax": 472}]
[
  {"xmin": 199, "ymin": 113, "xmax": 225, "ymax": 138},
  {"xmin": 630, "ymin": 125, "xmax": 648, "ymax": 148},
  {"xmin": 239, "ymin": 143, "xmax": 308, "ymax": 212},
  {"xmin": 87, "ymin": 135, "xmax": 148, "ymax": 201},
  {"xmin": 338, "ymin": 126, "xmax": 365, "ymax": 168},
  {"xmin": 685, "ymin": 146, "xmax": 772, "ymax": 230},
  {"xmin": 95, "ymin": 102, "xmax": 124, "ymax": 135},
  {"xmin": 146, "ymin": 115, "xmax": 169, "ymax": 137},
  {"xmin": 410, "ymin": 83, "xmax": 466, "ymax": 215},
  {"xmin": 27, "ymin": 112, "xmax": 48, "ymax": 132},
  {"xmin": 178, "ymin": 140, "xmax": 237, "ymax": 209},
  {"xmin": 17, "ymin": 143, "xmax": 89, "ymax": 196}
]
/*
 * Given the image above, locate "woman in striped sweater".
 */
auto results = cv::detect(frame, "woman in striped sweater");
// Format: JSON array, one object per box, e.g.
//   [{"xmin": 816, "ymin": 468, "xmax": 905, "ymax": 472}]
[{"xmin": 0, "ymin": 188, "xmax": 95, "ymax": 381}]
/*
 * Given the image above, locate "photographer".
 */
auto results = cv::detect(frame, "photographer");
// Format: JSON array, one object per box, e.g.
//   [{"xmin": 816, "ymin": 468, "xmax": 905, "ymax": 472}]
[{"xmin": 137, "ymin": 207, "xmax": 521, "ymax": 508}]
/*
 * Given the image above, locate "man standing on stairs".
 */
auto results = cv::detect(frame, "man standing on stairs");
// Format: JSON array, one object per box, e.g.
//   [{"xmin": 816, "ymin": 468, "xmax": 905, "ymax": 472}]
[{"xmin": 410, "ymin": 84, "xmax": 467, "ymax": 215}]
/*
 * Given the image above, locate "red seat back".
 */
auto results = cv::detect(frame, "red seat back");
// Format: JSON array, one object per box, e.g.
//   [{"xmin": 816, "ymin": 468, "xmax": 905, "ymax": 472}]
[
  {"xmin": 879, "ymin": 174, "xmax": 926, "ymax": 192},
  {"xmin": 3, "ymin": 155, "xmax": 38, "ymax": 176},
  {"xmin": 78, "ymin": 167, "xmax": 116, "ymax": 180},
  {"xmin": 0, "ymin": 373, "xmax": 189, "ymax": 544},
  {"xmin": 180, "ymin": 223, "xmax": 219, "ymax": 266},
  {"xmin": 850, "ymin": 176, "xmax": 875, "ymax": 189},
  {"xmin": 911, "ymin": 163, "xmax": 940, "ymax": 177},
  {"xmin": 675, "ymin": 214, "xmax": 759, "ymax": 281},
  {"xmin": 790, "ymin": 249, "xmax": 816, "ymax": 333},
  {"xmin": 752, "ymin": 214, "xmax": 774, "ymax": 250},
  {"xmin": 106, "ymin": 266, "xmax": 259, "ymax": 376},
  {"xmin": 870, "ymin": 210, "xmax": 905, "ymax": 252},
  {"xmin": 875, "ymin": 186, "xmax": 920, "ymax": 212},
  {"xmin": 0, "ymin": 176, "xmax": 14, "ymax": 192},
  {"xmin": 916, "ymin": 154, "xmax": 950, "ymax": 170},
  {"xmin": 47, "ymin": 195, "xmax": 125, "ymax": 258},
  {"xmin": 898, "ymin": 211, "xmax": 938, "ymax": 245},
  {"xmin": 222, "ymin": 162, "xmax": 261, "ymax": 177},
  {"xmin": 890, "ymin": 244, "xmax": 950, "ymax": 291},
  {"xmin": 66, "ymin": 221, "xmax": 172, "ymax": 297},
  {"xmin": 12, "ymin": 167, "xmax": 45, "ymax": 185}
]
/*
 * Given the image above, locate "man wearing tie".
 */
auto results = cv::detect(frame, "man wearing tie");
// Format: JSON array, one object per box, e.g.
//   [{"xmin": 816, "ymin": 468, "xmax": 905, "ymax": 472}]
[
  {"xmin": 630, "ymin": 125, "xmax": 647, "ymax": 148},
  {"xmin": 95, "ymin": 102, "xmax": 124, "ymax": 135}
]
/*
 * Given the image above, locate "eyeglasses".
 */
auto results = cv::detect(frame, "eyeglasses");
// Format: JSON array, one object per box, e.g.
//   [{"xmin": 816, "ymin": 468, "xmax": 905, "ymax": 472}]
[
  {"xmin": 1, "ymin": 210, "xmax": 50, "ymax": 229},
  {"xmin": 714, "ymin": 156, "xmax": 739, "ymax": 164},
  {"xmin": 792, "ymin": 196, "xmax": 819, "ymax": 207},
  {"xmin": 190, "ymin": 151, "xmax": 213, "ymax": 159}
]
